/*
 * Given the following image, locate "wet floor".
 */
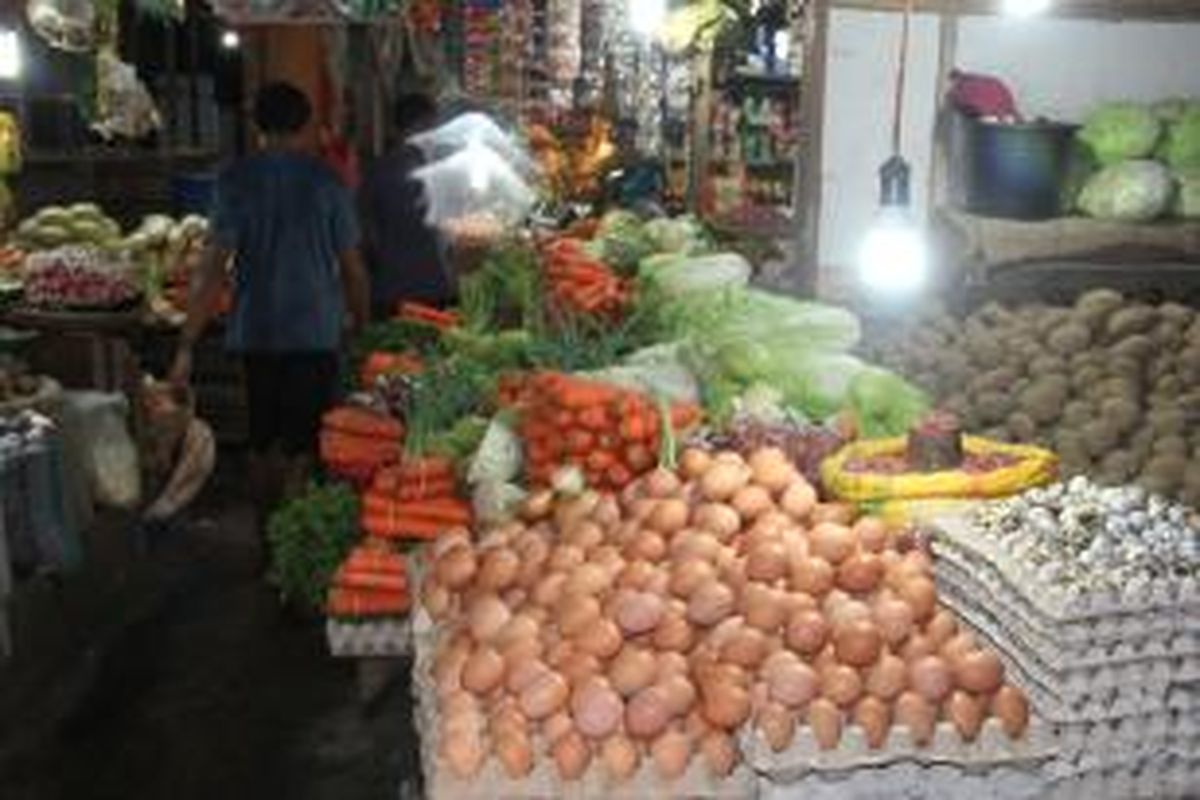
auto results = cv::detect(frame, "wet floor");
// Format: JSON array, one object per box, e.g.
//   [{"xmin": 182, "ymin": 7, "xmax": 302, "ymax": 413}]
[{"xmin": 0, "ymin": 458, "xmax": 418, "ymax": 800}]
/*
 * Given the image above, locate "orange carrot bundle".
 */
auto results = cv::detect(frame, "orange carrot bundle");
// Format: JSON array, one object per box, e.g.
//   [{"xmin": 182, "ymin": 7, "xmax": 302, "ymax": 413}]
[
  {"xmin": 360, "ymin": 350, "xmax": 424, "ymax": 389},
  {"xmin": 322, "ymin": 406, "xmax": 405, "ymax": 440},
  {"xmin": 327, "ymin": 587, "xmax": 410, "ymax": 618},
  {"xmin": 518, "ymin": 371, "xmax": 703, "ymax": 492},
  {"xmin": 361, "ymin": 494, "xmax": 472, "ymax": 541},
  {"xmin": 539, "ymin": 238, "xmax": 631, "ymax": 319}
]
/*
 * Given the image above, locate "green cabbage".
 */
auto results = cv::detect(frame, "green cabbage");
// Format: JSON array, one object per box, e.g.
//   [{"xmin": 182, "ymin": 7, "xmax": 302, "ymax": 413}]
[
  {"xmin": 643, "ymin": 215, "xmax": 712, "ymax": 255},
  {"xmin": 1078, "ymin": 160, "xmax": 1174, "ymax": 221},
  {"xmin": 1174, "ymin": 170, "xmax": 1200, "ymax": 218},
  {"xmin": 643, "ymin": 253, "xmax": 752, "ymax": 297},
  {"xmin": 1160, "ymin": 108, "xmax": 1200, "ymax": 170},
  {"xmin": 1152, "ymin": 98, "xmax": 1195, "ymax": 124},
  {"xmin": 847, "ymin": 367, "xmax": 932, "ymax": 439},
  {"xmin": 1078, "ymin": 103, "xmax": 1162, "ymax": 165}
]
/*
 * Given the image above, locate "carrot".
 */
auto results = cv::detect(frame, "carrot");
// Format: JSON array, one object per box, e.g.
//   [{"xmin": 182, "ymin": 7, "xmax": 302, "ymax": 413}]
[
  {"xmin": 619, "ymin": 414, "xmax": 651, "ymax": 442},
  {"xmin": 362, "ymin": 496, "xmax": 472, "ymax": 526},
  {"xmin": 342, "ymin": 548, "xmax": 407, "ymax": 575},
  {"xmin": 554, "ymin": 378, "xmax": 619, "ymax": 410},
  {"xmin": 397, "ymin": 302, "xmax": 458, "ymax": 329},
  {"xmin": 334, "ymin": 570, "xmax": 408, "ymax": 594},
  {"xmin": 577, "ymin": 406, "xmax": 610, "ymax": 432},
  {"xmin": 362, "ymin": 513, "xmax": 453, "ymax": 541},
  {"xmin": 327, "ymin": 587, "xmax": 409, "ymax": 617},
  {"xmin": 323, "ymin": 407, "xmax": 404, "ymax": 439}
]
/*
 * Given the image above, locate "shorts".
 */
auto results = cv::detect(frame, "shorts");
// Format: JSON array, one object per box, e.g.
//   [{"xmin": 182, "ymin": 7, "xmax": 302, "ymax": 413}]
[{"xmin": 242, "ymin": 352, "xmax": 340, "ymax": 456}]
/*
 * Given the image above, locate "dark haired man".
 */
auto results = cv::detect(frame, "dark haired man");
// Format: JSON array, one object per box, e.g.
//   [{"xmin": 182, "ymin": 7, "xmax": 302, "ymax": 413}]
[
  {"xmin": 170, "ymin": 81, "xmax": 370, "ymax": 566},
  {"xmin": 359, "ymin": 91, "xmax": 453, "ymax": 319}
]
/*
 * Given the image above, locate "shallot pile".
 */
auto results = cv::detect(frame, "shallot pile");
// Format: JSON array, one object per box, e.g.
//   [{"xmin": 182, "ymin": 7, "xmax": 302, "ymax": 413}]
[
  {"xmin": 422, "ymin": 447, "xmax": 1031, "ymax": 783},
  {"xmin": 24, "ymin": 246, "xmax": 139, "ymax": 310}
]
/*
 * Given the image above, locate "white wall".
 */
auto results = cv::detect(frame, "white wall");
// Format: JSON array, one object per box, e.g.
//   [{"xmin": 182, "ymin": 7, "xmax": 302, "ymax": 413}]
[{"xmin": 817, "ymin": 10, "xmax": 1200, "ymax": 290}]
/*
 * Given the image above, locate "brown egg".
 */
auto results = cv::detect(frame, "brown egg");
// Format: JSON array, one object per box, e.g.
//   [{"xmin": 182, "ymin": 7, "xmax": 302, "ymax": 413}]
[
  {"xmin": 909, "ymin": 656, "xmax": 954, "ymax": 703},
  {"xmin": 461, "ymin": 646, "xmax": 505, "ymax": 696},
  {"xmin": 746, "ymin": 540, "xmax": 789, "ymax": 583},
  {"xmin": 780, "ymin": 481, "xmax": 818, "ymax": 520},
  {"xmin": 954, "ymin": 651, "xmax": 1006, "ymax": 695},
  {"xmin": 699, "ymin": 731, "xmax": 739, "ymax": 778},
  {"xmin": 572, "ymin": 680, "xmax": 625, "ymax": 739},
  {"xmin": 649, "ymin": 498, "xmax": 690, "ymax": 535},
  {"xmin": 940, "ymin": 632, "xmax": 979, "ymax": 664},
  {"xmin": 600, "ymin": 735, "xmax": 641, "ymax": 783},
  {"xmin": 548, "ymin": 544, "xmax": 587, "ymax": 574},
  {"xmin": 565, "ymin": 562, "xmax": 610, "ymax": 597},
  {"xmin": 519, "ymin": 669, "xmax": 570, "ymax": 720},
  {"xmin": 560, "ymin": 651, "xmax": 601, "ymax": 688},
  {"xmin": 659, "ymin": 674, "xmax": 698, "ymax": 717},
  {"xmin": 688, "ymin": 582, "xmax": 737, "ymax": 627},
  {"xmin": 558, "ymin": 594, "xmax": 602, "ymax": 638},
  {"xmin": 866, "ymin": 653, "xmax": 909, "ymax": 701},
  {"xmin": 742, "ymin": 584, "xmax": 787, "ymax": 633},
  {"xmin": 946, "ymin": 690, "xmax": 985, "ymax": 742},
  {"xmin": 476, "ymin": 547, "xmax": 521, "ymax": 592},
  {"xmin": 701, "ymin": 681, "xmax": 752, "ymax": 730},
  {"xmin": 626, "ymin": 531, "xmax": 667, "ymax": 563},
  {"xmin": 435, "ymin": 545, "xmax": 478, "ymax": 590},
  {"xmin": 809, "ymin": 523, "xmax": 858, "ymax": 565},
  {"xmin": 441, "ymin": 731, "xmax": 485, "ymax": 779},
  {"xmin": 732, "ymin": 484, "xmax": 775, "ymax": 521},
  {"xmin": 532, "ymin": 572, "xmax": 568, "ymax": 608},
  {"xmin": 757, "ymin": 702, "xmax": 797, "ymax": 753},
  {"xmin": 467, "ymin": 594, "xmax": 512, "ymax": 643},
  {"xmin": 609, "ymin": 646, "xmax": 658, "ymax": 697},
  {"xmin": 493, "ymin": 733, "xmax": 534, "ymax": 779},
  {"xmin": 670, "ymin": 558, "xmax": 716, "ymax": 599},
  {"xmin": 992, "ymin": 685, "xmax": 1031, "ymax": 739},
  {"xmin": 650, "ymin": 729, "xmax": 693, "ymax": 780},
  {"xmin": 853, "ymin": 696, "xmax": 892, "ymax": 749},
  {"xmin": 873, "ymin": 597, "xmax": 915, "ymax": 648},
  {"xmin": 925, "ymin": 608, "xmax": 959, "ymax": 647},
  {"xmin": 615, "ymin": 591, "xmax": 666, "ymax": 636},
  {"xmin": 619, "ymin": 560, "xmax": 658, "ymax": 591},
  {"xmin": 767, "ymin": 660, "xmax": 820, "ymax": 708},
  {"xmin": 505, "ymin": 657, "xmax": 550, "ymax": 696},
  {"xmin": 820, "ymin": 664, "xmax": 864, "ymax": 708},
  {"xmin": 901, "ymin": 633, "xmax": 937, "ymax": 662},
  {"xmin": 784, "ymin": 610, "xmax": 829, "ymax": 656},
  {"xmin": 543, "ymin": 710, "xmax": 574, "ymax": 744},
  {"xmin": 826, "ymin": 597, "xmax": 873, "ymax": 630},
  {"xmin": 837, "ymin": 552, "xmax": 884, "ymax": 595},
  {"xmin": 626, "ymin": 685, "xmax": 674, "ymax": 739},
  {"xmin": 807, "ymin": 698, "xmax": 844, "ymax": 751},
  {"xmin": 899, "ymin": 577, "xmax": 938, "ymax": 623},
  {"xmin": 721, "ymin": 627, "xmax": 770, "ymax": 669},
  {"xmin": 552, "ymin": 731, "xmax": 592, "ymax": 781},
  {"xmin": 834, "ymin": 619, "xmax": 883, "ymax": 667},
  {"xmin": 895, "ymin": 691, "xmax": 936, "ymax": 746},
  {"xmin": 853, "ymin": 517, "xmax": 890, "ymax": 553},
  {"xmin": 791, "ymin": 557, "xmax": 835, "ymax": 597},
  {"xmin": 576, "ymin": 618, "xmax": 623, "ymax": 660},
  {"xmin": 691, "ymin": 502, "xmax": 742, "ymax": 541}
]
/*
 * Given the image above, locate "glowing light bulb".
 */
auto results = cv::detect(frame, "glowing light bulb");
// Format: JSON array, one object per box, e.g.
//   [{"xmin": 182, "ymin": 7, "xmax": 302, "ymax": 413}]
[
  {"xmin": 858, "ymin": 207, "xmax": 928, "ymax": 296},
  {"xmin": 221, "ymin": 30, "xmax": 241, "ymax": 50}
]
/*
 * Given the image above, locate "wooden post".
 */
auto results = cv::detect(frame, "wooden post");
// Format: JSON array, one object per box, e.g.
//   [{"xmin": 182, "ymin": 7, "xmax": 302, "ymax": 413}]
[{"xmin": 795, "ymin": 0, "xmax": 829, "ymax": 297}]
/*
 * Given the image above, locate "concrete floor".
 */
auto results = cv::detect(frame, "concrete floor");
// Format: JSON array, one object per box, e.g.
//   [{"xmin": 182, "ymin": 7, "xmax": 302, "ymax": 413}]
[{"xmin": 0, "ymin": 458, "xmax": 419, "ymax": 800}]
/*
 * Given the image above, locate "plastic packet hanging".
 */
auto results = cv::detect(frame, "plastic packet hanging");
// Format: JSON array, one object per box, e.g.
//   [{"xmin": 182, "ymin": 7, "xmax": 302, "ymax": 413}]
[
  {"xmin": 92, "ymin": 50, "xmax": 162, "ymax": 141},
  {"xmin": 408, "ymin": 113, "xmax": 534, "ymax": 177},
  {"xmin": 412, "ymin": 143, "xmax": 537, "ymax": 246}
]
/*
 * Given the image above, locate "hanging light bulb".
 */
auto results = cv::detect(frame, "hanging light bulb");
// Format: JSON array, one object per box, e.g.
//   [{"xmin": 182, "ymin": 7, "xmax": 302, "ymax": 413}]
[
  {"xmin": 858, "ymin": 156, "xmax": 928, "ymax": 296},
  {"xmin": 628, "ymin": 0, "xmax": 667, "ymax": 38},
  {"xmin": 1003, "ymin": 0, "xmax": 1051, "ymax": 17},
  {"xmin": 0, "ymin": 30, "xmax": 21, "ymax": 80},
  {"xmin": 220, "ymin": 30, "xmax": 241, "ymax": 50}
]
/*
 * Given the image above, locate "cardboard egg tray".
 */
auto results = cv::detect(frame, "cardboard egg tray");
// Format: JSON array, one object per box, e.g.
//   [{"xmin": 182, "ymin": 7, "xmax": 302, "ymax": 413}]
[
  {"xmin": 412, "ymin": 631, "xmax": 757, "ymax": 800},
  {"xmin": 325, "ymin": 618, "xmax": 412, "ymax": 659},
  {"xmin": 740, "ymin": 716, "xmax": 1055, "ymax": 783},
  {"xmin": 935, "ymin": 564, "xmax": 1200, "ymax": 719},
  {"xmin": 1041, "ymin": 751, "xmax": 1200, "ymax": 800},
  {"xmin": 756, "ymin": 760, "xmax": 1048, "ymax": 800}
]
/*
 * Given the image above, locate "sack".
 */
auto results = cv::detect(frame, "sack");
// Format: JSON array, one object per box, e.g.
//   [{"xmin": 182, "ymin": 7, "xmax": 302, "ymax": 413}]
[{"xmin": 68, "ymin": 391, "xmax": 142, "ymax": 510}]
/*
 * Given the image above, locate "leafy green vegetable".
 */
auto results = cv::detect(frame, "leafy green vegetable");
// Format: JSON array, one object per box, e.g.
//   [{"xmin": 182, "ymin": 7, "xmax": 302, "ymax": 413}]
[
  {"xmin": 1078, "ymin": 103, "xmax": 1162, "ymax": 165},
  {"xmin": 847, "ymin": 367, "xmax": 931, "ymax": 439},
  {"xmin": 458, "ymin": 241, "xmax": 543, "ymax": 331},
  {"xmin": 1175, "ymin": 170, "xmax": 1200, "ymax": 218},
  {"xmin": 1160, "ymin": 107, "xmax": 1200, "ymax": 170},
  {"xmin": 1078, "ymin": 160, "xmax": 1174, "ymax": 221},
  {"xmin": 268, "ymin": 483, "xmax": 360, "ymax": 612},
  {"xmin": 401, "ymin": 356, "xmax": 500, "ymax": 457}
]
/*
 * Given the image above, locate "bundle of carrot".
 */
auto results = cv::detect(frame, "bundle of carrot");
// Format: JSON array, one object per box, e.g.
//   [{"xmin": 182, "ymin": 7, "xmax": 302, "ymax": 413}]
[
  {"xmin": 396, "ymin": 301, "xmax": 459, "ymax": 331},
  {"xmin": 326, "ymin": 542, "xmax": 411, "ymax": 618},
  {"xmin": 361, "ymin": 457, "xmax": 472, "ymax": 540},
  {"xmin": 518, "ymin": 371, "xmax": 703, "ymax": 491},
  {"xmin": 360, "ymin": 350, "xmax": 424, "ymax": 390},
  {"xmin": 319, "ymin": 406, "xmax": 405, "ymax": 484},
  {"xmin": 540, "ymin": 237, "xmax": 631, "ymax": 319}
]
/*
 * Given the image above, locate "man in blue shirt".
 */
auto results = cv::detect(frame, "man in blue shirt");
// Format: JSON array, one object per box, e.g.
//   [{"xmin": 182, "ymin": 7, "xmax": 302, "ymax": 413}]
[
  {"xmin": 359, "ymin": 92, "xmax": 454, "ymax": 318},
  {"xmin": 170, "ymin": 82, "xmax": 370, "ymax": 564}
]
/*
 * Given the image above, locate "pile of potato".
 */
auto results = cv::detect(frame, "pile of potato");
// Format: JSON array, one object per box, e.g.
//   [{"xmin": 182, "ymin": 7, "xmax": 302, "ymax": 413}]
[
  {"xmin": 869, "ymin": 290, "xmax": 1200, "ymax": 506},
  {"xmin": 421, "ymin": 447, "xmax": 1031, "ymax": 784}
]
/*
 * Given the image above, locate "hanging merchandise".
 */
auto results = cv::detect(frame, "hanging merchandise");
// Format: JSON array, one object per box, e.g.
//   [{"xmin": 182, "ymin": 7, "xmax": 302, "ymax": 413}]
[
  {"xmin": 409, "ymin": 112, "xmax": 534, "ymax": 177},
  {"xmin": 496, "ymin": 0, "xmax": 534, "ymax": 115},
  {"xmin": 576, "ymin": 0, "xmax": 611, "ymax": 108},
  {"xmin": 91, "ymin": 49, "xmax": 162, "ymax": 141},
  {"xmin": 26, "ymin": 0, "xmax": 95, "ymax": 52},
  {"xmin": 412, "ymin": 141, "xmax": 537, "ymax": 247},
  {"xmin": 546, "ymin": 0, "xmax": 582, "ymax": 109}
]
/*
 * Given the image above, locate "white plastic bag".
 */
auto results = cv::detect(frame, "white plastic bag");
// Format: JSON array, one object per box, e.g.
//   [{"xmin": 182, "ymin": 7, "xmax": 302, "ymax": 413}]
[
  {"xmin": 67, "ymin": 392, "xmax": 142, "ymax": 510},
  {"xmin": 408, "ymin": 113, "xmax": 534, "ymax": 175},
  {"xmin": 413, "ymin": 142, "xmax": 537, "ymax": 244}
]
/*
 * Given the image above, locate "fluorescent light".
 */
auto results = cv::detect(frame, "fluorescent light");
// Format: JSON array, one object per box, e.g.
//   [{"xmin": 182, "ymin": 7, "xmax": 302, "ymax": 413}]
[
  {"xmin": 858, "ymin": 207, "xmax": 928, "ymax": 296},
  {"xmin": 220, "ymin": 30, "xmax": 241, "ymax": 50},
  {"xmin": 0, "ymin": 31, "xmax": 21, "ymax": 80},
  {"xmin": 1003, "ymin": 0, "xmax": 1051, "ymax": 17},
  {"xmin": 628, "ymin": 0, "xmax": 667, "ymax": 38}
]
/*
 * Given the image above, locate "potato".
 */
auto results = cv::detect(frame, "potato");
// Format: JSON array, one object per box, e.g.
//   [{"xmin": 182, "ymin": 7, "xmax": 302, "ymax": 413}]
[
  {"xmin": 1106, "ymin": 305, "xmax": 1159, "ymax": 341},
  {"xmin": 974, "ymin": 391, "xmax": 1012, "ymax": 425},
  {"xmin": 1047, "ymin": 322, "xmax": 1091, "ymax": 355}
]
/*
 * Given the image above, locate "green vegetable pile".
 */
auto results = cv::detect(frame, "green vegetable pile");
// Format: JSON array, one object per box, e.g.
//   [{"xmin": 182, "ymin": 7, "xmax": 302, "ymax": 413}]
[{"xmin": 267, "ymin": 483, "xmax": 361, "ymax": 612}]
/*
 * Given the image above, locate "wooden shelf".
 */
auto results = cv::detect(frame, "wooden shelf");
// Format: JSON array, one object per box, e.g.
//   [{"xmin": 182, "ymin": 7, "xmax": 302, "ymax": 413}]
[{"xmin": 831, "ymin": 0, "xmax": 1200, "ymax": 20}]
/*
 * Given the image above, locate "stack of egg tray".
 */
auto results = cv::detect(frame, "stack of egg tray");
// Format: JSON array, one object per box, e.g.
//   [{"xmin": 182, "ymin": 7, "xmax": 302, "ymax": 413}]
[
  {"xmin": 931, "ymin": 516, "xmax": 1200, "ymax": 799},
  {"xmin": 325, "ymin": 618, "xmax": 412, "ymax": 659},
  {"xmin": 412, "ymin": 629, "xmax": 758, "ymax": 800}
]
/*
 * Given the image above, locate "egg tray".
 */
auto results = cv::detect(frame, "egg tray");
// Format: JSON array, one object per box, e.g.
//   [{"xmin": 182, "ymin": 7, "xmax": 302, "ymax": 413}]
[
  {"xmin": 1041, "ymin": 751, "xmax": 1200, "ymax": 800},
  {"xmin": 739, "ymin": 715, "xmax": 1055, "ymax": 783},
  {"xmin": 1052, "ymin": 723, "xmax": 1200, "ymax": 776},
  {"xmin": 933, "ymin": 548, "xmax": 1200, "ymax": 668},
  {"xmin": 325, "ymin": 618, "xmax": 413, "ymax": 659},
  {"xmin": 931, "ymin": 516, "xmax": 1200, "ymax": 630},
  {"xmin": 412, "ymin": 632, "xmax": 758, "ymax": 800},
  {"xmin": 756, "ymin": 760, "xmax": 1048, "ymax": 800},
  {"xmin": 936, "ymin": 572, "xmax": 1200, "ymax": 722}
]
